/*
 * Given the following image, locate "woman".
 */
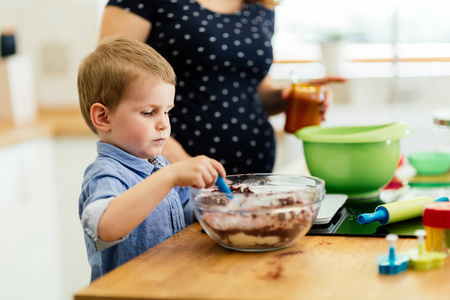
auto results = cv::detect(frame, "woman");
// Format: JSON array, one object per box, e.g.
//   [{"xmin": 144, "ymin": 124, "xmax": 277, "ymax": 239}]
[{"xmin": 99, "ymin": 0, "xmax": 345, "ymax": 174}]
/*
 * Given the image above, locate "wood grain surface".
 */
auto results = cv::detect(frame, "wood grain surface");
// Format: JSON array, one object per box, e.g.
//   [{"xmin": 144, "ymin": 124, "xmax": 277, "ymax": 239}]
[{"xmin": 74, "ymin": 223, "xmax": 450, "ymax": 300}]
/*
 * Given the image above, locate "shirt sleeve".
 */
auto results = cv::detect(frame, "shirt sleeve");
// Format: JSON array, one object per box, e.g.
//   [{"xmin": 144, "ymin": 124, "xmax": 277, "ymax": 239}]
[
  {"xmin": 178, "ymin": 186, "xmax": 196, "ymax": 225},
  {"xmin": 81, "ymin": 197, "xmax": 130, "ymax": 251},
  {"xmin": 80, "ymin": 160, "xmax": 133, "ymax": 251},
  {"xmin": 157, "ymin": 155, "xmax": 195, "ymax": 225},
  {"xmin": 106, "ymin": 0, "xmax": 153, "ymax": 21}
]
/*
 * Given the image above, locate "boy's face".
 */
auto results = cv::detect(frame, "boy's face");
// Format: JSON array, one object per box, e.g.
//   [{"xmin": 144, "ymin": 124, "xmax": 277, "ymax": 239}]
[{"xmin": 105, "ymin": 75, "xmax": 175, "ymax": 159}]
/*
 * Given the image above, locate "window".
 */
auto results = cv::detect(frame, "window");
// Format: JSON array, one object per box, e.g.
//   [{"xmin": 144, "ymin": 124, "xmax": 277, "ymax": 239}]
[{"xmin": 272, "ymin": 0, "xmax": 450, "ymax": 78}]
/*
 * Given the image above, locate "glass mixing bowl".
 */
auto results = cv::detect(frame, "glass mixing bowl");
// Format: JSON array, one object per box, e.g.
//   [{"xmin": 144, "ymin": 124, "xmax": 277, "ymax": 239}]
[{"xmin": 190, "ymin": 174, "xmax": 325, "ymax": 252}]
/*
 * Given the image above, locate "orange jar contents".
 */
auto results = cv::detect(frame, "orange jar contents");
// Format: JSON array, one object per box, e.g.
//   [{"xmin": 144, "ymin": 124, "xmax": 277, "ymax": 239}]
[
  {"xmin": 284, "ymin": 83, "xmax": 326, "ymax": 134},
  {"xmin": 423, "ymin": 202, "xmax": 450, "ymax": 255}
]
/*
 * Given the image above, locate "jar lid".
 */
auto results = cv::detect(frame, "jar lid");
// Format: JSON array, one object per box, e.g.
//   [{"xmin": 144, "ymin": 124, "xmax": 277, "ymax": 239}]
[{"xmin": 423, "ymin": 202, "xmax": 450, "ymax": 228}]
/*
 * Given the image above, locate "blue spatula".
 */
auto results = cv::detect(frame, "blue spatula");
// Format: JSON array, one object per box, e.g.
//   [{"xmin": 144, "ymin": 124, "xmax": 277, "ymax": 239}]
[{"xmin": 215, "ymin": 176, "xmax": 234, "ymax": 199}]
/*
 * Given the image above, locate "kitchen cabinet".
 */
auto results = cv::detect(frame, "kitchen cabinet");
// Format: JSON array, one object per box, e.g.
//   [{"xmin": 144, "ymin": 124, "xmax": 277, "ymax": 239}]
[
  {"xmin": 0, "ymin": 137, "xmax": 62, "ymax": 300},
  {"xmin": 0, "ymin": 135, "xmax": 97, "ymax": 300},
  {"xmin": 52, "ymin": 136, "xmax": 97, "ymax": 300}
]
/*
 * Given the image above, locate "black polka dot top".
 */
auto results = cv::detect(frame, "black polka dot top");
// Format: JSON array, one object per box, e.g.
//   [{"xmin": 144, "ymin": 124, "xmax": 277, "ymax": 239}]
[{"xmin": 107, "ymin": 0, "xmax": 276, "ymax": 174}]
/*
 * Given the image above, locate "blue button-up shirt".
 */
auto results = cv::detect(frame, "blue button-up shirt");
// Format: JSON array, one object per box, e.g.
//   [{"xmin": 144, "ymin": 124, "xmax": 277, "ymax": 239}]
[{"xmin": 79, "ymin": 141, "xmax": 194, "ymax": 281}]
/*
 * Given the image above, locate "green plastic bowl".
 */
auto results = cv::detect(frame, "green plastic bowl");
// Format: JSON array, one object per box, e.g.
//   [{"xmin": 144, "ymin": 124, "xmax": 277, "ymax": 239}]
[
  {"xmin": 296, "ymin": 122, "xmax": 413, "ymax": 199},
  {"xmin": 407, "ymin": 152, "xmax": 450, "ymax": 175}
]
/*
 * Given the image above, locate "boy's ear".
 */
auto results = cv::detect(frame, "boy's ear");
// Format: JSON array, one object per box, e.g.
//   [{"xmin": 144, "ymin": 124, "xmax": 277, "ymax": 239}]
[{"xmin": 90, "ymin": 103, "xmax": 111, "ymax": 132}]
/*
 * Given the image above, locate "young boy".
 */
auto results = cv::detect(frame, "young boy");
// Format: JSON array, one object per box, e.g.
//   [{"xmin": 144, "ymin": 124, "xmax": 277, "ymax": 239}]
[{"xmin": 77, "ymin": 35, "xmax": 226, "ymax": 282}]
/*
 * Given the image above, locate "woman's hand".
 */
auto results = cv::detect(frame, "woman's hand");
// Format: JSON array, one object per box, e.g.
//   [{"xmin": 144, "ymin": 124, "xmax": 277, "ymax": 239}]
[
  {"xmin": 281, "ymin": 76, "xmax": 347, "ymax": 120},
  {"xmin": 306, "ymin": 76, "xmax": 347, "ymax": 86},
  {"xmin": 307, "ymin": 76, "xmax": 346, "ymax": 120},
  {"xmin": 281, "ymin": 76, "xmax": 346, "ymax": 99}
]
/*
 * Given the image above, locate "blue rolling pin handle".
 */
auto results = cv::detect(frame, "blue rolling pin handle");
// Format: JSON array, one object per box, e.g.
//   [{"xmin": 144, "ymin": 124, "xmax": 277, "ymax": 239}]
[
  {"xmin": 215, "ymin": 176, "xmax": 234, "ymax": 199},
  {"xmin": 358, "ymin": 209, "xmax": 389, "ymax": 225},
  {"xmin": 435, "ymin": 196, "xmax": 449, "ymax": 202},
  {"xmin": 357, "ymin": 197, "xmax": 449, "ymax": 225}
]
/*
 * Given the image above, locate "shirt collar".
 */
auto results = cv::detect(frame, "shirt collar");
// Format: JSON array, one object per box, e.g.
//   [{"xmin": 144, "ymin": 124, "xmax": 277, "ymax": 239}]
[{"xmin": 96, "ymin": 141, "xmax": 157, "ymax": 175}]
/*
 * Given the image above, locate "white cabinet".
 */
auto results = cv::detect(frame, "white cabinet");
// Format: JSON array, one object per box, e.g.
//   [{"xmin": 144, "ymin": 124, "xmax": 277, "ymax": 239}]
[
  {"xmin": 0, "ymin": 138, "xmax": 61, "ymax": 300},
  {"xmin": 0, "ymin": 136, "xmax": 98, "ymax": 300},
  {"xmin": 53, "ymin": 136, "xmax": 97, "ymax": 299}
]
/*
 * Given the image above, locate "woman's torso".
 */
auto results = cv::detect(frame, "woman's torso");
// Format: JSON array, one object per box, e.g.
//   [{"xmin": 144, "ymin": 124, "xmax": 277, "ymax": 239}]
[{"xmin": 108, "ymin": 0, "xmax": 277, "ymax": 174}]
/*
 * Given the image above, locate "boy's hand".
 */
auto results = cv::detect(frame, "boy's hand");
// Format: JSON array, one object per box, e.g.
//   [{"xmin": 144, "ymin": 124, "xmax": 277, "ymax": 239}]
[{"xmin": 167, "ymin": 155, "xmax": 226, "ymax": 189}]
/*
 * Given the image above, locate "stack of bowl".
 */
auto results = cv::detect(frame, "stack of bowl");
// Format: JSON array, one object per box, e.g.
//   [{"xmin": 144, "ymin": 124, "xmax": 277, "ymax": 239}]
[{"xmin": 407, "ymin": 152, "xmax": 450, "ymax": 175}]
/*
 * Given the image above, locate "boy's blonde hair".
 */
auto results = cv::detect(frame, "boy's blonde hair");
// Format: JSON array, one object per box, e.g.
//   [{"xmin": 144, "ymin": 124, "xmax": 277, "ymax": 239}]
[{"xmin": 77, "ymin": 35, "xmax": 176, "ymax": 134}]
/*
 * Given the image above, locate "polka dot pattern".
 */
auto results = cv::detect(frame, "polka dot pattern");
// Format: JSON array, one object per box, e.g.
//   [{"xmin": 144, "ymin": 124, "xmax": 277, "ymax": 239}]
[{"xmin": 107, "ymin": 0, "xmax": 276, "ymax": 174}]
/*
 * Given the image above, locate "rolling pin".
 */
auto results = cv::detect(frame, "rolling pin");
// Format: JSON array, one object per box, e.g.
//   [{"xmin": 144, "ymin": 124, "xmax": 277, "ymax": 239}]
[{"xmin": 358, "ymin": 196, "xmax": 449, "ymax": 225}]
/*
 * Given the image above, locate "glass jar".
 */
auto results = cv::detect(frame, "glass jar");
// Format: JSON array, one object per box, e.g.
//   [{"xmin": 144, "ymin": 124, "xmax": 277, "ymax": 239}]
[
  {"xmin": 433, "ymin": 109, "xmax": 450, "ymax": 152},
  {"xmin": 284, "ymin": 83, "xmax": 326, "ymax": 134}
]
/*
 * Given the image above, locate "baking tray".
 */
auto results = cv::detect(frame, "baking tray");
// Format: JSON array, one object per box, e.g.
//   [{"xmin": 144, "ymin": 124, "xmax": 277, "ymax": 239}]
[{"xmin": 307, "ymin": 197, "xmax": 424, "ymax": 238}]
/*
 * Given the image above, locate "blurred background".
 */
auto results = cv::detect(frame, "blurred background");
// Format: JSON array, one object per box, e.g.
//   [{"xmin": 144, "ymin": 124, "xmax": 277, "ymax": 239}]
[{"xmin": 1, "ymin": 0, "xmax": 450, "ymax": 299}]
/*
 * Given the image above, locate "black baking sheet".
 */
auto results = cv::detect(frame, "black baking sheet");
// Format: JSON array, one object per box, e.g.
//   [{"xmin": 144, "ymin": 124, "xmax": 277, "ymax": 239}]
[{"xmin": 307, "ymin": 198, "xmax": 423, "ymax": 238}]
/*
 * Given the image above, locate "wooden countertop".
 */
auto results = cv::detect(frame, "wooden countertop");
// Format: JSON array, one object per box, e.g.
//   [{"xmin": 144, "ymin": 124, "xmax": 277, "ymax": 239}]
[
  {"xmin": 0, "ymin": 108, "xmax": 93, "ymax": 147},
  {"xmin": 74, "ymin": 223, "xmax": 450, "ymax": 300}
]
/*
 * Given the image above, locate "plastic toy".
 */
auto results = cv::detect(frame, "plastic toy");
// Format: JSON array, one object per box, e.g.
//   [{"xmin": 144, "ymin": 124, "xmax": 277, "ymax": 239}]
[
  {"xmin": 377, "ymin": 234, "xmax": 410, "ymax": 275},
  {"xmin": 408, "ymin": 230, "xmax": 446, "ymax": 271}
]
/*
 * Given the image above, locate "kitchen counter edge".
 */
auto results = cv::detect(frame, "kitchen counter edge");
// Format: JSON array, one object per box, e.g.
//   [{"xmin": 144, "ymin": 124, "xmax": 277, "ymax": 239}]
[{"xmin": 0, "ymin": 108, "xmax": 94, "ymax": 148}]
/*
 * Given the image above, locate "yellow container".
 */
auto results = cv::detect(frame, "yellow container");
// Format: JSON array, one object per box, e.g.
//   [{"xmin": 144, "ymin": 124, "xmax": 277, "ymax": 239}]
[{"xmin": 423, "ymin": 202, "xmax": 450, "ymax": 255}]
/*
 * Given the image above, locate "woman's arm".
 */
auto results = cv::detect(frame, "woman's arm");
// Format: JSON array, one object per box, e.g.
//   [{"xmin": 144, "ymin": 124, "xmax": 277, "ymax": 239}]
[
  {"xmin": 99, "ymin": 6, "xmax": 151, "ymax": 42},
  {"xmin": 258, "ymin": 74, "xmax": 347, "ymax": 116},
  {"xmin": 257, "ymin": 75, "xmax": 287, "ymax": 116},
  {"xmin": 161, "ymin": 137, "xmax": 192, "ymax": 163}
]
